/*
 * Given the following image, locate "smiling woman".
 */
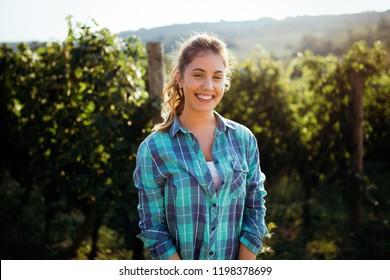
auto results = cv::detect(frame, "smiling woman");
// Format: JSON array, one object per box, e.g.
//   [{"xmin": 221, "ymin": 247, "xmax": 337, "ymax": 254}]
[
  {"xmin": 154, "ymin": 33, "xmax": 233, "ymax": 132},
  {"xmin": 133, "ymin": 33, "xmax": 268, "ymax": 260},
  {"xmin": 177, "ymin": 51, "xmax": 226, "ymax": 127}
]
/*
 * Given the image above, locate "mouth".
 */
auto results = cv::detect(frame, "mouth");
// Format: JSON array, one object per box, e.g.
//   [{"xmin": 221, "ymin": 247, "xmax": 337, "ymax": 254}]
[{"xmin": 195, "ymin": 93, "xmax": 214, "ymax": 101}]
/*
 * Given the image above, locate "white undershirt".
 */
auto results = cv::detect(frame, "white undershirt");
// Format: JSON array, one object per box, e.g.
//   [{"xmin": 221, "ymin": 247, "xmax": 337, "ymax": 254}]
[{"xmin": 206, "ymin": 161, "xmax": 220, "ymax": 189}]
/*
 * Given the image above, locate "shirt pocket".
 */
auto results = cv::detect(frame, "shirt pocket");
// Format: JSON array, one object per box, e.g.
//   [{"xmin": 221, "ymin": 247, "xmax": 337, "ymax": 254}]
[{"xmin": 230, "ymin": 159, "xmax": 248, "ymax": 198}]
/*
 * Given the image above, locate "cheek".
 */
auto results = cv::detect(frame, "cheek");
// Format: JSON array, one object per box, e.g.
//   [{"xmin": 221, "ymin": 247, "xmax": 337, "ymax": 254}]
[
  {"xmin": 217, "ymin": 84, "xmax": 225, "ymax": 95},
  {"xmin": 185, "ymin": 80, "xmax": 201, "ymax": 91}
]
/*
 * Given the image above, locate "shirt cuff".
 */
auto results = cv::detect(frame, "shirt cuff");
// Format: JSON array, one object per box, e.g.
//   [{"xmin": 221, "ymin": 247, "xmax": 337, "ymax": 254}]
[
  {"xmin": 239, "ymin": 231, "xmax": 263, "ymax": 255},
  {"xmin": 148, "ymin": 238, "xmax": 177, "ymax": 260}
]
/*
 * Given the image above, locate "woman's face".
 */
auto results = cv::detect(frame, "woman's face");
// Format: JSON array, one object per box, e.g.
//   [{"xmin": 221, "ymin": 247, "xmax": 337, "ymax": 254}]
[{"xmin": 177, "ymin": 50, "xmax": 226, "ymax": 115}]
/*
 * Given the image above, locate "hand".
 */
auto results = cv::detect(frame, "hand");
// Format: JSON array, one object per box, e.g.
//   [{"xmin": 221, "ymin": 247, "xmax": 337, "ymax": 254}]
[
  {"xmin": 167, "ymin": 252, "xmax": 181, "ymax": 260},
  {"xmin": 238, "ymin": 243, "xmax": 257, "ymax": 260}
]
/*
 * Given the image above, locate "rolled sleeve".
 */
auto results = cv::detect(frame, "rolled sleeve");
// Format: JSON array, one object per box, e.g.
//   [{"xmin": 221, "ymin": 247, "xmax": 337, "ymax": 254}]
[
  {"xmin": 133, "ymin": 141, "xmax": 177, "ymax": 259},
  {"xmin": 147, "ymin": 238, "xmax": 177, "ymax": 260},
  {"xmin": 239, "ymin": 231, "xmax": 263, "ymax": 255},
  {"xmin": 240, "ymin": 134, "xmax": 268, "ymax": 255}
]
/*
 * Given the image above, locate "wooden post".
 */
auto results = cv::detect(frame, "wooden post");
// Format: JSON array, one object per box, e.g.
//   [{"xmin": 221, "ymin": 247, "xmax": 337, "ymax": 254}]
[
  {"xmin": 348, "ymin": 71, "xmax": 364, "ymax": 232},
  {"xmin": 146, "ymin": 42, "xmax": 164, "ymax": 101},
  {"xmin": 146, "ymin": 42, "xmax": 164, "ymax": 123},
  {"xmin": 351, "ymin": 72, "xmax": 364, "ymax": 172}
]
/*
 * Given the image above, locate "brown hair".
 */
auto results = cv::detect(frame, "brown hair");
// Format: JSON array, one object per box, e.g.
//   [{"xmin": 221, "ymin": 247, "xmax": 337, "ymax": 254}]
[{"xmin": 153, "ymin": 33, "xmax": 234, "ymax": 132}]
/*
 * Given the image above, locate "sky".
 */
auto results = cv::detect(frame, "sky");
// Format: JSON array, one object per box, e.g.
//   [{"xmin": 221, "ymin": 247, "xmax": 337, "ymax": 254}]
[{"xmin": 0, "ymin": 0, "xmax": 389, "ymax": 42}]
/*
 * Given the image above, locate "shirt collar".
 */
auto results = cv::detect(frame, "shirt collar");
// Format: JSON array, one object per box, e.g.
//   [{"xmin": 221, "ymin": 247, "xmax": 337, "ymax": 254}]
[{"xmin": 168, "ymin": 111, "xmax": 235, "ymax": 138}]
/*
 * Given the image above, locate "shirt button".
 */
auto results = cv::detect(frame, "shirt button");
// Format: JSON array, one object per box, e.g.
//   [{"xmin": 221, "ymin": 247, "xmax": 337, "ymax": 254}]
[
  {"xmin": 221, "ymin": 180, "xmax": 224, "ymax": 185},
  {"xmin": 212, "ymin": 203, "xmax": 217, "ymax": 207},
  {"xmin": 215, "ymin": 160, "xmax": 219, "ymax": 164},
  {"xmin": 209, "ymin": 251, "xmax": 214, "ymax": 256},
  {"xmin": 212, "ymin": 226, "xmax": 216, "ymax": 231}
]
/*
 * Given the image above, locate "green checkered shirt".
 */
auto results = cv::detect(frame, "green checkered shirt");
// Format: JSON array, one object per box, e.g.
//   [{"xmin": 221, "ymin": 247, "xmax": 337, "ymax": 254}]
[{"xmin": 133, "ymin": 112, "xmax": 267, "ymax": 260}]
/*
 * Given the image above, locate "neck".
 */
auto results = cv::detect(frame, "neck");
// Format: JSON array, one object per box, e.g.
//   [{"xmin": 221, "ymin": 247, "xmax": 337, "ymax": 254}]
[{"xmin": 179, "ymin": 110, "xmax": 216, "ymax": 131}]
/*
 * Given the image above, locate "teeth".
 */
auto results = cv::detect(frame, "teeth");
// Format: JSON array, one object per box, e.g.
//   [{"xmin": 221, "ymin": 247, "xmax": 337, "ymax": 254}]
[{"xmin": 196, "ymin": 94, "xmax": 213, "ymax": 100}]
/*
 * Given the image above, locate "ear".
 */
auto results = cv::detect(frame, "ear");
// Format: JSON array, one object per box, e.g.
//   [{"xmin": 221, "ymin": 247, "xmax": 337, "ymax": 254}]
[{"xmin": 175, "ymin": 71, "xmax": 183, "ymax": 88}]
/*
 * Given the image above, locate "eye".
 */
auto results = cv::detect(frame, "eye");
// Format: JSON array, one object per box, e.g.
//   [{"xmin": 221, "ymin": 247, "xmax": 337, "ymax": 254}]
[
  {"xmin": 193, "ymin": 73, "xmax": 203, "ymax": 78},
  {"xmin": 213, "ymin": 75, "xmax": 223, "ymax": 80}
]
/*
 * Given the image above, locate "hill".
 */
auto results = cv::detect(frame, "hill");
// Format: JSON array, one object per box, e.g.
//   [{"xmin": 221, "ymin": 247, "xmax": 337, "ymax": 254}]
[{"xmin": 119, "ymin": 10, "xmax": 390, "ymax": 59}]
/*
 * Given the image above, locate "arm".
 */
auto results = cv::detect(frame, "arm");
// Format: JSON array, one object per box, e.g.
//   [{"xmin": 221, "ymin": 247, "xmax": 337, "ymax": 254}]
[
  {"xmin": 133, "ymin": 141, "xmax": 179, "ymax": 260},
  {"xmin": 239, "ymin": 133, "xmax": 268, "ymax": 257}
]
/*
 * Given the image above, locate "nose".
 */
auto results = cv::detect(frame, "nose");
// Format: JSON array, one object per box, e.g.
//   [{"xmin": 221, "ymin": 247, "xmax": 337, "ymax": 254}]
[{"xmin": 202, "ymin": 78, "xmax": 213, "ymax": 90}]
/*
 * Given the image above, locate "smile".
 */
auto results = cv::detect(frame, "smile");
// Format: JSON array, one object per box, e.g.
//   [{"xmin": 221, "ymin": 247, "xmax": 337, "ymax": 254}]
[{"xmin": 195, "ymin": 94, "xmax": 214, "ymax": 101}]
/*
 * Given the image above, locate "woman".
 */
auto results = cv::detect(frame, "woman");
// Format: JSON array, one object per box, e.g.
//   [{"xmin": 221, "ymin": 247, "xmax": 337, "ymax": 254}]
[{"xmin": 133, "ymin": 33, "xmax": 267, "ymax": 260}]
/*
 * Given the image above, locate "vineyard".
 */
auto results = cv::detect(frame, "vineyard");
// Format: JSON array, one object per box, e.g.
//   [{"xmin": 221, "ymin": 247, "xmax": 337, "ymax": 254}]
[{"xmin": 1, "ymin": 18, "xmax": 389, "ymax": 260}]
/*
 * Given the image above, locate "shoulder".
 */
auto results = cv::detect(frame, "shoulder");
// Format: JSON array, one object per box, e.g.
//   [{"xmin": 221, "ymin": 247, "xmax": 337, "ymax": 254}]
[
  {"xmin": 220, "ymin": 114, "xmax": 256, "ymax": 141},
  {"xmin": 137, "ymin": 130, "xmax": 171, "ymax": 153},
  {"xmin": 228, "ymin": 119, "xmax": 253, "ymax": 135}
]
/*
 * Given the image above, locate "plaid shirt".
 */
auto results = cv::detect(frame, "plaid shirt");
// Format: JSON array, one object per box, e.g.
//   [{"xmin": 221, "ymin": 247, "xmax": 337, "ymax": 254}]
[{"xmin": 133, "ymin": 112, "xmax": 267, "ymax": 260}]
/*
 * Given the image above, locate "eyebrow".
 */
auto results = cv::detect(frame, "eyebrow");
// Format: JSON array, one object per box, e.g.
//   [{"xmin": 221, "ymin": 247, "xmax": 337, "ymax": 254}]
[{"xmin": 191, "ymin": 68, "xmax": 225, "ymax": 74}]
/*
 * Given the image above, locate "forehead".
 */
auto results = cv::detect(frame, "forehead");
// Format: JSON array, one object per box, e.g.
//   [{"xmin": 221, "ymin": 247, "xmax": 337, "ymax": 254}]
[{"xmin": 185, "ymin": 51, "xmax": 226, "ymax": 72}]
